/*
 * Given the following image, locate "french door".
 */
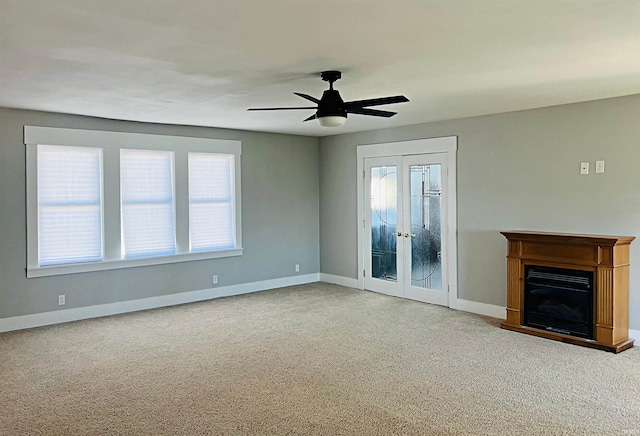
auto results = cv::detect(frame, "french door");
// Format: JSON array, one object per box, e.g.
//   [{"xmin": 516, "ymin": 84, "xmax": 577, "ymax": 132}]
[{"xmin": 364, "ymin": 153, "xmax": 449, "ymax": 306}]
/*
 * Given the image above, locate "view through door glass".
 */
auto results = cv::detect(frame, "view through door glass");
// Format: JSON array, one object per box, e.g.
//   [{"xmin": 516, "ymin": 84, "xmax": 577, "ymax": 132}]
[
  {"xmin": 370, "ymin": 165, "xmax": 397, "ymax": 282},
  {"xmin": 409, "ymin": 164, "xmax": 442, "ymax": 291}
]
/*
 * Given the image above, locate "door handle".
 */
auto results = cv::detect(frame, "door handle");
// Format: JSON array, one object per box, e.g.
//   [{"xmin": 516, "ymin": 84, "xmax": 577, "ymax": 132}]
[
  {"xmin": 397, "ymin": 232, "xmax": 402, "ymax": 237},
  {"xmin": 404, "ymin": 233, "xmax": 416, "ymax": 238}
]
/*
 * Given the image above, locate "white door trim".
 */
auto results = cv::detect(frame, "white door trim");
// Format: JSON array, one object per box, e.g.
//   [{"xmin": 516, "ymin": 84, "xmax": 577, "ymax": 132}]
[{"xmin": 357, "ymin": 137, "xmax": 458, "ymax": 309}]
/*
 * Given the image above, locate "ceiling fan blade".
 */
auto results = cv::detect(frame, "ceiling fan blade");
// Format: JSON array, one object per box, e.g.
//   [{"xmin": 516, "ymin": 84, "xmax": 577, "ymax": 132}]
[
  {"xmin": 294, "ymin": 92, "xmax": 321, "ymax": 104},
  {"xmin": 303, "ymin": 114, "xmax": 317, "ymax": 122},
  {"xmin": 247, "ymin": 107, "xmax": 316, "ymax": 111},
  {"xmin": 347, "ymin": 107, "xmax": 397, "ymax": 118},
  {"xmin": 345, "ymin": 95, "xmax": 409, "ymax": 109}
]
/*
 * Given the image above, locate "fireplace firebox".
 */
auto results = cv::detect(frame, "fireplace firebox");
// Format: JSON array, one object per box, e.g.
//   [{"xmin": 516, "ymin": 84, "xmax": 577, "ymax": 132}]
[
  {"xmin": 500, "ymin": 231, "xmax": 634, "ymax": 353},
  {"xmin": 524, "ymin": 265, "xmax": 593, "ymax": 339}
]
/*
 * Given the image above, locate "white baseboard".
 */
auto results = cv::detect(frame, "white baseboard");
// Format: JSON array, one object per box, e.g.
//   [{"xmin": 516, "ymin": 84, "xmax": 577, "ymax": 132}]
[
  {"xmin": 319, "ymin": 273, "xmax": 507, "ymax": 320},
  {"xmin": 319, "ymin": 273, "xmax": 359, "ymax": 289},
  {"xmin": 0, "ymin": 273, "xmax": 320, "ymax": 333},
  {"xmin": 455, "ymin": 298, "xmax": 506, "ymax": 319},
  {"xmin": 4, "ymin": 272, "xmax": 637, "ymax": 343}
]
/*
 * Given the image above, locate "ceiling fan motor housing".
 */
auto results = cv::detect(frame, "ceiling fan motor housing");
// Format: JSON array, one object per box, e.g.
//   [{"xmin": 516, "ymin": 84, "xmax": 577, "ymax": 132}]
[
  {"xmin": 317, "ymin": 89, "xmax": 347, "ymax": 118},
  {"xmin": 320, "ymin": 70, "xmax": 342, "ymax": 84}
]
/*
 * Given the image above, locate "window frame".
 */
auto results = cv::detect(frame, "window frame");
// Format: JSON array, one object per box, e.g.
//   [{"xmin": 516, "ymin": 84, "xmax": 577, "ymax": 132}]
[{"xmin": 25, "ymin": 126, "xmax": 242, "ymax": 278}]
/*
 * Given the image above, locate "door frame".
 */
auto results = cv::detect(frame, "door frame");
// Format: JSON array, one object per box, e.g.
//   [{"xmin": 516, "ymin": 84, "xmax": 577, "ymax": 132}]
[{"xmin": 356, "ymin": 137, "xmax": 459, "ymax": 309}]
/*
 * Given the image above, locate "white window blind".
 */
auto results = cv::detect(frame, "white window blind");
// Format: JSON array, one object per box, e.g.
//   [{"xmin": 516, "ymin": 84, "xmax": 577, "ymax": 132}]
[
  {"xmin": 188, "ymin": 153, "xmax": 236, "ymax": 251},
  {"xmin": 120, "ymin": 149, "xmax": 176, "ymax": 258},
  {"xmin": 37, "ymin": 145, "xmax": 103, "ymax": 266}
]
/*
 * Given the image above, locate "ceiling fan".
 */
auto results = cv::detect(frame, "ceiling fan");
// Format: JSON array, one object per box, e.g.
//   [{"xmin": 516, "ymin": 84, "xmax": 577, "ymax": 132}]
[{"xmin": 247, "ymin": 71, "xmax": 409, "ymax": 127}]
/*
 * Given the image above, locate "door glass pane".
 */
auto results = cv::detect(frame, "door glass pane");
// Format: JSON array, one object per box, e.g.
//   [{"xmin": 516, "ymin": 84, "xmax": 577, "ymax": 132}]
[
  {"xmin": 371, "ymin": 166, "xmax": 397, "ymax": 282},
  {"xmin": 410, "ymin": 164, "xmax": 442, "ymax": 290}
]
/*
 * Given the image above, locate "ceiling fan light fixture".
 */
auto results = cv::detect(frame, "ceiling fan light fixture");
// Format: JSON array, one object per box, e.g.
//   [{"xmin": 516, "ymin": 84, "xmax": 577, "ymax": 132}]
[{"xmin": 317, "ymin": 115, "xmax": 346, "ymax": 127}]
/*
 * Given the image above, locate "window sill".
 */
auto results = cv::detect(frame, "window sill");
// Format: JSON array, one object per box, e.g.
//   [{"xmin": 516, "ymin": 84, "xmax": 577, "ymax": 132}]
[{"xmin": 27, "ymin": 248, "xmax": 243, "ymax": 278}]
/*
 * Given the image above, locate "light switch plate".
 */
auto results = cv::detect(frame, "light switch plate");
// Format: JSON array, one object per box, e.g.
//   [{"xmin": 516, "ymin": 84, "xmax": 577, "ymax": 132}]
[{"xmin": 580, "ymin": 162, "xmax": 589, "ymax": 175}]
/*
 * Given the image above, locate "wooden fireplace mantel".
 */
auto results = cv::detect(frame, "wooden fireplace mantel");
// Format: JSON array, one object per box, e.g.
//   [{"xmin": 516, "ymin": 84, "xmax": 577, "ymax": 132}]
[{"xmin": 500, "ymin": 231, "xmax": 635, "ymax": 353}]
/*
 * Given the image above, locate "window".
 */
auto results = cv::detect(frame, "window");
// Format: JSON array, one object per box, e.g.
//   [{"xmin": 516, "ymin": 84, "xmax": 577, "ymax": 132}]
[
  {"xmin": 37, "ymin": 145, "xmax": 103, "ymax": 266},
  {"xmin": 121, "ymin": 149, "xmax": 176, "ymax": 259},
  {"xmin": 25, "ymin": 126, "xmax": 242, "ymax": 278},
  {"xmin": 188, "ymin": 153, "xmax": 236, "ymax": 252}
]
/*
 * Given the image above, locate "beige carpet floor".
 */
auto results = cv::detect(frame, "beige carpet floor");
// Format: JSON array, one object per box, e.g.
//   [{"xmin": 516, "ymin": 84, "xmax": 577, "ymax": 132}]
[{"xmin": 1, "ymin": 282, "xmax": 639, "ymax": 435}]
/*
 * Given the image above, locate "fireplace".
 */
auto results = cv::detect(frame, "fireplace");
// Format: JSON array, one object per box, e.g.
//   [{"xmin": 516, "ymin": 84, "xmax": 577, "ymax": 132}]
[
  {"xmin": 524, "ymin": 265, "xmax": 593, "ymax": 339},
  {"xmin": 500, "ymin": 231, "xmax": 634, "ymax": 353}
]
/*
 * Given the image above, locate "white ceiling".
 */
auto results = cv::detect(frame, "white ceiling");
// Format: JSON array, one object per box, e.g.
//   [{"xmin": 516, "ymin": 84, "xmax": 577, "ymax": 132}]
[{"xmin": 2, "ymin": 1, "xmax": 640, "ymax": 137}]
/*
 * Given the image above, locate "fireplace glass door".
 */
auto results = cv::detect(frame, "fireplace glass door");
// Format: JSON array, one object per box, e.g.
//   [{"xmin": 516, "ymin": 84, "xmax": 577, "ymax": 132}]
[{"xmin": 524, "ymin": 265, "xmax": 594, "ymax": 339}]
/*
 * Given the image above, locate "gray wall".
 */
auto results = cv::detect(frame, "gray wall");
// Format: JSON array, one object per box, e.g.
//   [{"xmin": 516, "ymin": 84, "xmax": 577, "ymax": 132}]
[
  {"xmin": 0, "ymin": 108, "xmax": 320, "ymax": 318},
  {"xmin": 319, "ymin": 94, "xmax": 640, "ymax": 330},
  {"xmin": 4, "ymin": 94, "xmax": 640, "ymax": 331}
]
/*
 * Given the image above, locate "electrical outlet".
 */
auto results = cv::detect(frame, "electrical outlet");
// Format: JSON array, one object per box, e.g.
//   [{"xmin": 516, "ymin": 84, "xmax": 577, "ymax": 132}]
[
  {"xmin": 212, "ymin": 275, "xmax": 218, "ymax": 285},
  {"xmin": 58, "ymin": 295, "xmax": 65, "ymax": 306},
  {"xmin": 596, "ymin": 160, "xmax": 605, "ymax": 173},
  {"xmin": 295, "ymin": 264, "xmax": 300, "ymax": 273}
]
